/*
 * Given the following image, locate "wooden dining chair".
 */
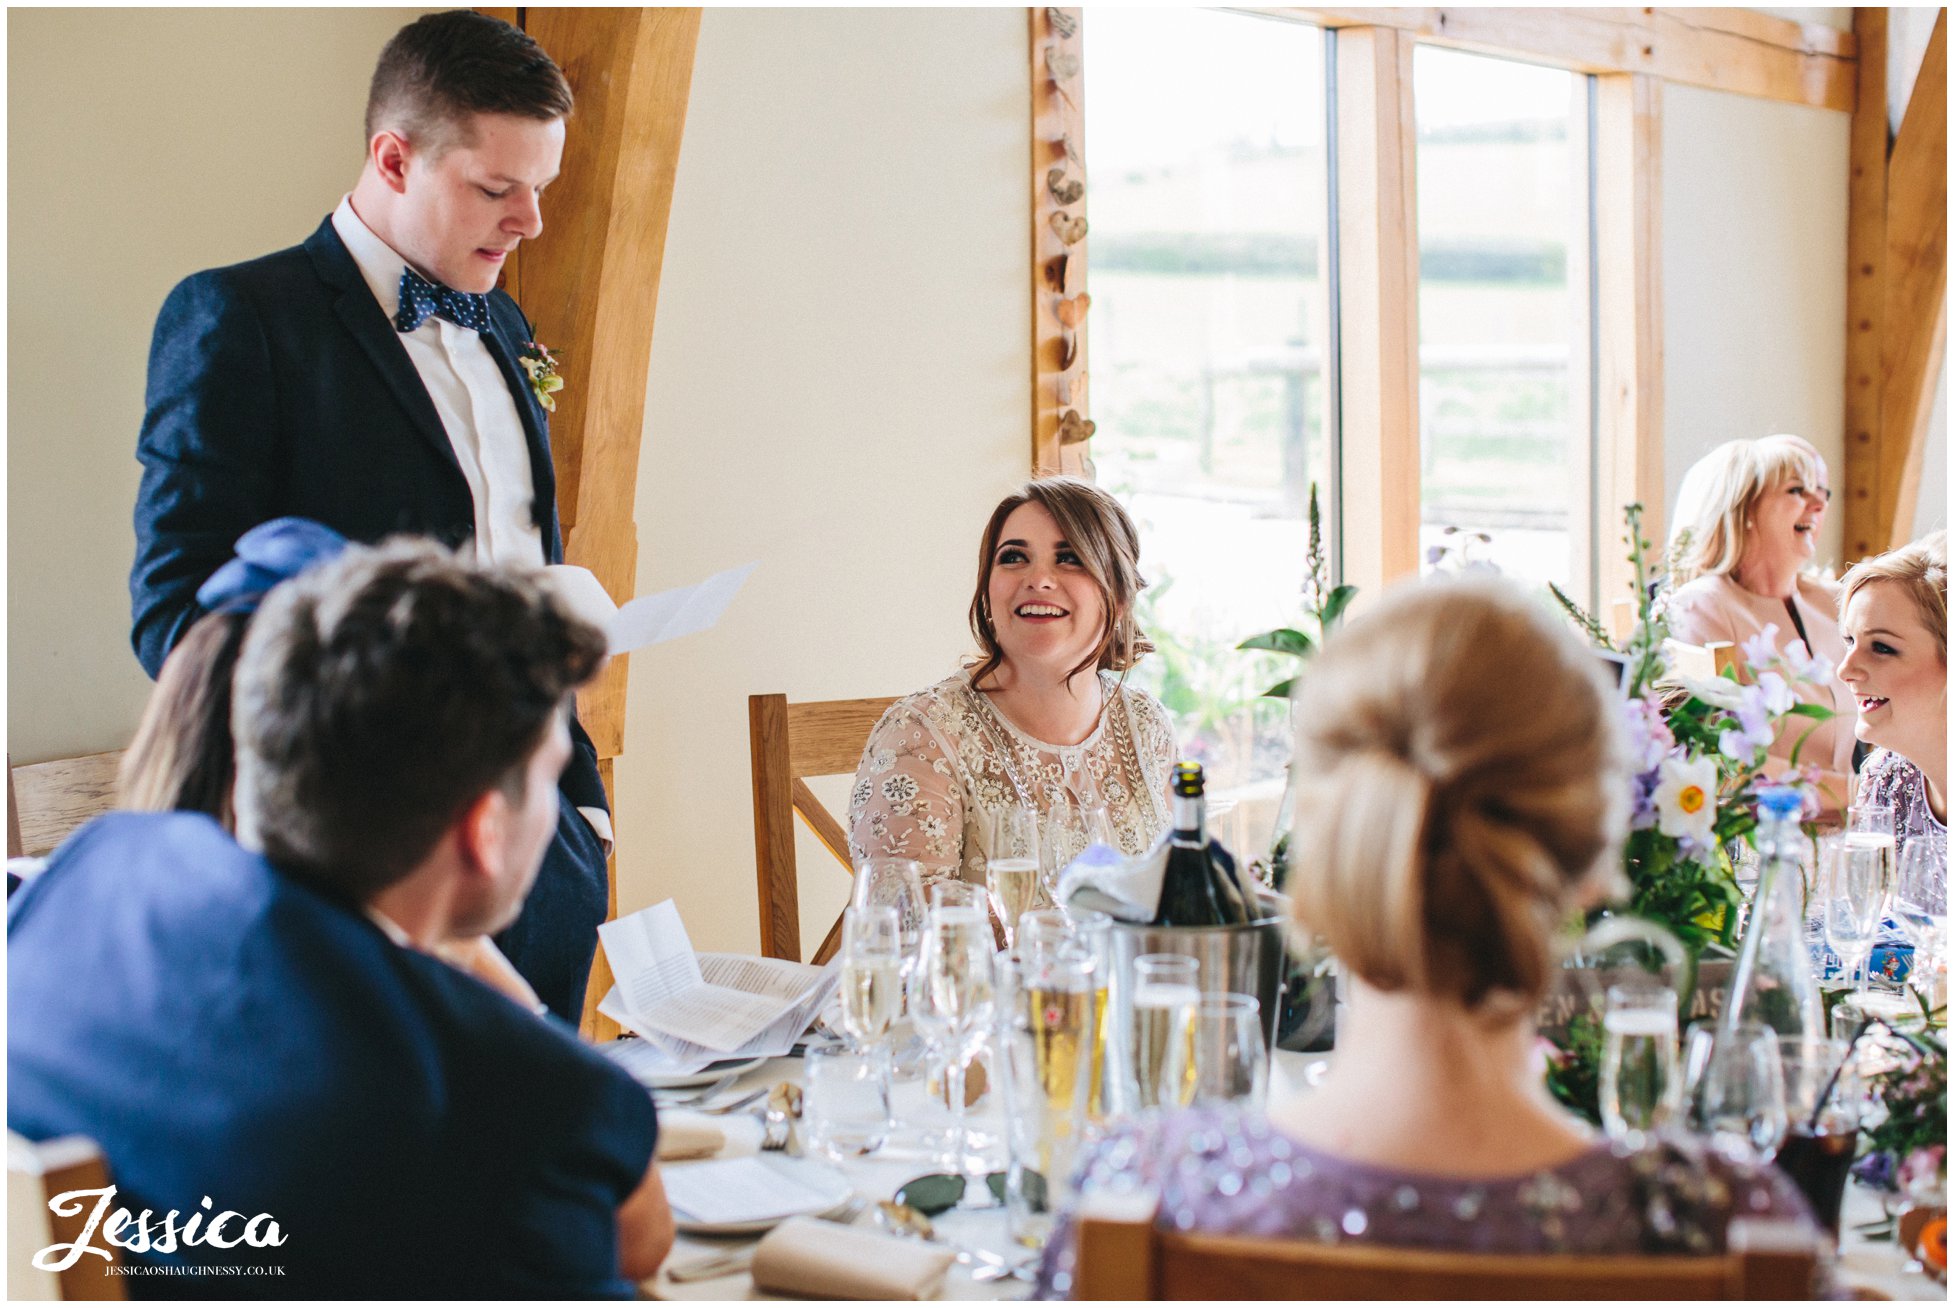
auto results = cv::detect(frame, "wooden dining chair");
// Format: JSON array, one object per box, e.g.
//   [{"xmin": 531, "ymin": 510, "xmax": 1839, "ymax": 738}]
[
  {"xmin": 8, "ymin": 751, "xmax": 125, "ymax": 859},
  {"xmin": 748, "ymin": 693, "xmax": 898, "ymax": 964},
  {"xmin": 7, "ymin": 1134, "xmax": 124, "ymax": 1300},
  {"xmin": 1071, "ymin": 1192, "xmax": 1818, "ymax": 1300}
]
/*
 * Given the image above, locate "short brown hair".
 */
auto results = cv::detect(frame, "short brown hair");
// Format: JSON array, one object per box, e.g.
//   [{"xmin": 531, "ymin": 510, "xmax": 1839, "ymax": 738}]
[
  {"xmin": 119, "ymin": 608, "xmax": 253, "ymax": 827},
  {"xmin": 231, "ymin": 539, "xmax": 606, "ymax": 900},
  {"xmin": 1286, "ymin": 578, "xmax": 1627, "ymax": 1014},
  {"xmin": 966, "ymin": 477, "xmax": 1153, "ymax": 689},
  {"xmin": 365, "ymin": 10, "xmax": 573, "ymax": 157},
  {"xmin": 1840, "ymin": 529, "xmax": 1947, "ymax": 663}
]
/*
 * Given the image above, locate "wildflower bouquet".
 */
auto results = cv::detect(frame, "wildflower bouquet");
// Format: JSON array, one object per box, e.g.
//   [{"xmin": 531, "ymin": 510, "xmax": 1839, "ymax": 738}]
[
  {"xmin": 1552, "ymin": 505, "xmax": 1834, "ymax": 956},
  {"xmin": 1853, "ymin": 997, "xmax": 1948, "ymax": 1204}
]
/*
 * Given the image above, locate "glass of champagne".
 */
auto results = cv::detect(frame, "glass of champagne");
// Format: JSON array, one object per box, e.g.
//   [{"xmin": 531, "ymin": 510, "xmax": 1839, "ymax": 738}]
[
  {"xmin": 1598, "ymin": 982, "xmax": 1679, "ymax": 1145},
  {"xmin": 1124, "ymin": 955, "xmax": 1199, "ymax": 1113},
  {"xmin": 1824, "ymin": 832, "xmax": 1893, "ymax": 1002},
  {"xmin": 853, "ymin": 858, "xmax": 926, "ymax": 1073},
  {"xmin": 1162, "ymin": 993, "xmax": 1266, "ymax": 1108},
  {"xmin": 1020, "ymin": 944, "xmax": 1095, "ymax": 1155},
  {"xmin": 1894, "ymin": 836, "xmax": 1947, "ymax": 996},
  {"xmin": 987, "ymin": 807, "xmax": 1041, "ymax": 948},
  {"xmin": 837, "ymin": 906, "xmax": 902, "ymax": 1055},
  {"xmin": 915, "ymin": 906, "xmax": 997, "ymax": 1202}
]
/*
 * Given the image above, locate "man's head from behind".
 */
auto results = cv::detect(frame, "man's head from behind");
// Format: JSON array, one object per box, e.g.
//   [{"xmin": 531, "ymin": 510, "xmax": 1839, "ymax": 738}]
[
  {"xmin": 232, "ymin": 539, "xmax": 605, "ymax": 934},
  {"xmin": 360, "ymin": 10, "xmax": 573, "ymax": 293}
]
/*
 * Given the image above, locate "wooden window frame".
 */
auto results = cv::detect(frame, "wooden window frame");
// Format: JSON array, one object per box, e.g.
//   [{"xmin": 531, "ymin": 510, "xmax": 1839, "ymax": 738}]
[{"xmin": 1040, "ymin": 6, "xmax": 1859, "ymax": 610}]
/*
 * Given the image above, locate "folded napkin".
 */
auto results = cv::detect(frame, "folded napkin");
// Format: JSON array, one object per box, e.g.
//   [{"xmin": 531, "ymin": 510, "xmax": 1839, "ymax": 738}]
[
  {"xmin": 750, "ymin": 1215, "xmax": 954, "ymax": 1300},
  {"xmin": 1055, "ymin": 833, "xmax": 1167, "ymax": 922},
  {"xmin": 655, "ymin": 1119, "xmax": 726, "ymax": 1162}
]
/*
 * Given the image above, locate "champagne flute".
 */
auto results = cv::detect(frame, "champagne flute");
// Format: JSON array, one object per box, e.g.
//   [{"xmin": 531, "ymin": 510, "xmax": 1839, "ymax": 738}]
[
  {"xmin": 1162, "ymin": 993, "xmax": 1266, "ymax": 1108},
  {"xmin": 1598, "ymin": 983, "xmax": 1679, "ymax": 1145},
  {"xmin": 915, "ymin": 907, "xmax": 997, "ymax": 1201},
  {"xmin": 1125, "ymin": 955, "xmax": 1199, "ymax": 1112},
  {"xmin": 1893, "ymin": 836, "xmax": 1947, "ymax": 994},
  {"xmin": 837, "ymin": 906, "xmax": 903, "ymax": 1056},
  {"xmin": 1824, "ymin": 833, "xmax": 1893, "ymax": 1001},
  {"xmin": 853, "ymin": 858, "xmax": 927, "ymax": 1075},
  {"xmin": 986, "ymin": 807, "xmax": 1041, "ymax": 948}
]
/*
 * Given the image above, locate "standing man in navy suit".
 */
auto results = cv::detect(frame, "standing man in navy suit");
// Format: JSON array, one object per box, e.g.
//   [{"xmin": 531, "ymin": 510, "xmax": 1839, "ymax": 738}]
[{"xmin": 131, "ymin": 11, "xmax": 610, "ymax": 1023}]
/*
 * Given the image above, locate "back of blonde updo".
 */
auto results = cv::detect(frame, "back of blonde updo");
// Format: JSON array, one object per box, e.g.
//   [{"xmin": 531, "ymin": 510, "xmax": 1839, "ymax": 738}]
[{"xmin": 1287, "ymin": 578, "xmax": 1627, "ymax": 1013}]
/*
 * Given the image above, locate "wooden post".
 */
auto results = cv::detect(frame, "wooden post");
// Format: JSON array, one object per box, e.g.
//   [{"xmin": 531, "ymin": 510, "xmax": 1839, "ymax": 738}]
[
  {"xmin": 1593, "ymin": 73, "xmax": 1664, "ymax": 606},
  {"xmin": 1842, "ymin": 6, "xmax": 1888, "ymax": 559},
  {"xmin": 1031, "ymin": 7, "xmax": 1091, "ymax": 478},
  {"xmin": 504, "ymin": 7, "xmax": 703, "ymax": 1036},
  {"xmin": 1334, "ymin": 25, "xmax": 1421, "ymax": 597}
]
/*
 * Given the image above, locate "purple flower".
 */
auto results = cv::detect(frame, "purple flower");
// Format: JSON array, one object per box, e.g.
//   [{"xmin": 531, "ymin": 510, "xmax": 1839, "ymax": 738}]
[
  {"xmin": 1718, "ymin": 685, "xmax": 1776, "ymax": 760},
  {"xmin": 1853, "ymin": 1150, "xmax": 1897, "ymax": 1191},
  {"xmin": 1740, "ymin": 623, "xmax": 1782, "ymax": 672},
  {"xmin": 1621, "ymin": 696, "xmax": 1675, "ymax": 773}
]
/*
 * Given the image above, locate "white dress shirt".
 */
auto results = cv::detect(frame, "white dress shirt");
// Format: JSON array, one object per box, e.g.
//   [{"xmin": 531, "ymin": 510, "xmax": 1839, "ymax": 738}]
[
  {"xmin": 332, "ymin": 197, "xmax": 545, "ymax": 569},
  {"xmin": 331, "ymin": 199, "xmax": 613, "ymax": 850}
]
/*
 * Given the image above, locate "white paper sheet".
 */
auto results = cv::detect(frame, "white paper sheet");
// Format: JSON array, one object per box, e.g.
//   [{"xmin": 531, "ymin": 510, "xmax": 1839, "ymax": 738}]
[
  {"xmin": 660, "ymin": 1157, "xmax": 845, "ymax": 1225},
  {"xmin": 541, "ymin": 561, "xmax": 755, "ymax": 656},
  {"xmin": 597, "ymin": 900, "xmax": 835, "ymax": 1055}
]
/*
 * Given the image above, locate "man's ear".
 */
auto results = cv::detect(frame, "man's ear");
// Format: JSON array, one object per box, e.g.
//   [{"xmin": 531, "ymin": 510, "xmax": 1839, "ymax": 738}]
[
  {"xmin": 370, "ymin": 129, "xmax": 413, "ymax": 194},
  {"xmin": 454, "ymin": 788, "xmax": 507, "ymax": 884}
]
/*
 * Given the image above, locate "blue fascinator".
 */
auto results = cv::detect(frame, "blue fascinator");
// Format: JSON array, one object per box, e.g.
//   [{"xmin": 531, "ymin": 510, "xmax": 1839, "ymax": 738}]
[{"xmin": 195, "ymin": 517, "xmax": 350, "ymax": 614}]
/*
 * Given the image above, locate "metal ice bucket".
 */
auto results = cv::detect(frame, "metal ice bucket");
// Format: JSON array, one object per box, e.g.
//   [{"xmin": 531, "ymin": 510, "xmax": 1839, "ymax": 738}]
[{"xmin": 1105, "ymin": 912, "xmax": 1286, "ymax": 1052}]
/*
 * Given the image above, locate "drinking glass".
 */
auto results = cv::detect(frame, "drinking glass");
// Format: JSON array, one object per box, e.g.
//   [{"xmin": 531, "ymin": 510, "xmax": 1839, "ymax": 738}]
[
  {"xmin": 1824, "ymin": 831, "xmax": 1894, "ymax": 1001},
  {"xmin": 1018, "ymin": 945, "xmax": 1095, "ymax": 1153},
  {"xmin": 1122, "ymin": 955, "xmax": 1200, "ymax": 1113},
  {"xmin": 1162, "ymin": 993, "xmax": 1267, "ymax": 1108},
  {"xmin": 1848, "ymin": 802, "xmax": 1896, "ymax": 839},
  {"xmin": 1683, "ymin": 1021, "xmax": 1787, "ymax": 1161},
  {"xmin": 1598, "ymin": 982, "xmax": 1679, "ymax": 1144},
  {"xmin": 837, "ymin": 906, "xmax": 903, "ymax": 1055},
  {"xmin": 1777, "ymin": 1035, "xmax": 1865, "ymax": 1234},
  {"xmin": 1894, "ymin": 836, "xmax": 1947, "ymax": 993},
  {"xmin": 804, "ymin": 1046, "xmax": 891, "ymax": 1159},
  {"xmin": 987, "ymin": 808, "xmax": 1042, "ymax": 947},
  {"xmin": 915, "ymin": 907, "xmax": 998, "ymax": 1202},
  {"xmin": 1039, "ymin": 801, "xmax": 1117, "ymax": 901},
  {"xmin": 929, "ymin": 878, "xmax": 986, "ymax": 915},
  {"xmin": 852, "ymin": 857, "xmax": 926, "ymax": 969},
  {"xmin": 996, "ymin": 986, "xmax": 1091, "ymax": 1251}
]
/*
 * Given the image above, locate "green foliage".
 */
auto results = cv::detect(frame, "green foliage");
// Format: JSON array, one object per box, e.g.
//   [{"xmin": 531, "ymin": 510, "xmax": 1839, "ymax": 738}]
[{"xmin": 1544, "ymin": 1013, "xmax": 1604, "ymax": 1126}]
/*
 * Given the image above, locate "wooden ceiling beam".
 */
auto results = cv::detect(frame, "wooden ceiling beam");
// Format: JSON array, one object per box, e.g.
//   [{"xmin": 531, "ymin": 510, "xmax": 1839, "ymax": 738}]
[{"xmin": 1247, "ymin": 8, "xmax": 1855, "ymax": 111}]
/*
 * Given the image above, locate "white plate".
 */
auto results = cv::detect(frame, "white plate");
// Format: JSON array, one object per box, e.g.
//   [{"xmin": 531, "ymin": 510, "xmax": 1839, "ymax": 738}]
[
  {"xmin": 641, "ymin": 1057, "xmax": 764, "ymax": 1091},
  {"xmin": 666, "ymin": 1155, "xmax": 856, "ymax": 1236}
]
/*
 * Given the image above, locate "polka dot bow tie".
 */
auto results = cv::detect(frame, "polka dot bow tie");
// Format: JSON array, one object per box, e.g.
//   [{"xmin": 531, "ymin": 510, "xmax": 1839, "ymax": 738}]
[{"xmin": 394, "ymin": 267, "xmax": 492, "ymax": 335}]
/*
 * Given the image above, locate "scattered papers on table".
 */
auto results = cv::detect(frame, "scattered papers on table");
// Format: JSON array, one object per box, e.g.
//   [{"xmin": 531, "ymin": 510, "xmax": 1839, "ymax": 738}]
[
  {"xmin": 598, "ymin": 900, "xmax": 836, "ymax": 1074},
  {"xmin": 541, "ymin": 561, "xmax": 755, "ymax": 657},
  {"xmin": 661, "ymin": 1157, "xmax": 847, "ymax": 1225}
]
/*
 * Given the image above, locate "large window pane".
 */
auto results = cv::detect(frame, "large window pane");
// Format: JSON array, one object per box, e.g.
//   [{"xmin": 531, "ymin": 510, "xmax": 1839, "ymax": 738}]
[
  {"xmin": 1414, "ymin": 47, "xmax": 1590, "ymax": 600},
  {"xmin": 1085, "ymin": 11, "xmax": 1328, "ymax": 832}
]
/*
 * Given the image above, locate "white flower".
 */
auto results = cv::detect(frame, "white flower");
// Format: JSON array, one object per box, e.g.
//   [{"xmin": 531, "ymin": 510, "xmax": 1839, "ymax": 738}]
[
  {"xmin": 1652, "ymin": 754, "xmax": 1718, "ymax": 846},
  {"xmin": 880, "ymin": 775, "xmax": 919, "ymax": 804}
]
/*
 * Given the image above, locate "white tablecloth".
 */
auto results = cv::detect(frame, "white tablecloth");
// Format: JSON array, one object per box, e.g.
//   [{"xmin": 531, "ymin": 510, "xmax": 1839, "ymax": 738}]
[{"xmin": 643, "ymin": 1050, "xmax": 1942, "ymax": 1300}]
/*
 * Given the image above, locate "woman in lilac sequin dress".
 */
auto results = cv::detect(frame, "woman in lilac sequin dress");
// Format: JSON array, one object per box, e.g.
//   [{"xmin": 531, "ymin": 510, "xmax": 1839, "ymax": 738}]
[
  {"xmin": 1036, "ymin": 578, "xmax": 1820, "ymax": 1299},
  {"xmin": 1837, "ymin": 531, "xmax": 1946, "ymax": 861}
]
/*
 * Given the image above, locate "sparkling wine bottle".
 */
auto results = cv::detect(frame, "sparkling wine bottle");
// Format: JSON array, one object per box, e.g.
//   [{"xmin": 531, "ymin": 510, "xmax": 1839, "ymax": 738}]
[{"xmin": 1152, "ymin": 762, "xmax": 1252, "ymax": 927}]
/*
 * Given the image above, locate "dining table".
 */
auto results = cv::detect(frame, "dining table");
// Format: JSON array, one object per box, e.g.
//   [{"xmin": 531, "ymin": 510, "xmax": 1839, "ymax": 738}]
[{"xmin": 641, "ymin": 1047, "xmax": 1944, "ymax": 1301}]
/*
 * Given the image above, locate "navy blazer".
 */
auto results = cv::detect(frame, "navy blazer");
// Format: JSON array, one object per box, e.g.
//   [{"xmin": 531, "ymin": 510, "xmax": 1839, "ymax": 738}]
[
  {"xmin": 8, "ymin": 812, "xmax": 658, "ymax": 1298},
  {"xmin": 130, "ymin": 218, "xmax": 609, "ymax": 1021}
]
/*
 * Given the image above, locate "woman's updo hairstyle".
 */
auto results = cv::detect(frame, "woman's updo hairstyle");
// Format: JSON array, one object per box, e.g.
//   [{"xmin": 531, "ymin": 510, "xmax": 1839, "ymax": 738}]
[{"xmin": 1286, "ymin": 577, "xmax": 1629, "ymax": 1015}]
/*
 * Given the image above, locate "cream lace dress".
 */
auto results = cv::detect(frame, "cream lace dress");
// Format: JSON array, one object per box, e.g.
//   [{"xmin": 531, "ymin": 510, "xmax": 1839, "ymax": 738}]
[{"xmin": 846, "ymin": 669, "xmax": 1179, "ymax": 889}]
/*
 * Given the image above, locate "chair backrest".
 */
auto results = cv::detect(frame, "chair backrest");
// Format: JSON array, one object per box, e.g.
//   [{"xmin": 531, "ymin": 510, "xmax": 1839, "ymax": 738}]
[
  {"xmin": 1071, "ymin": 1192, "xmax": 1817, "ymax": 1300},
  {"xmin": 7, "ymin": 1134, "xmax": 125, "ymax": 1300},
  {"xmin": 1664, "ymin": 639, "xmax": 1740, "ymax": 682},
  {"xmin": 748, "ymin": 694, "xmax": 898, "ymax": 963},
  {"xmin": 9, "ymin": 751, "xmax": 126, "ymax": 860}
]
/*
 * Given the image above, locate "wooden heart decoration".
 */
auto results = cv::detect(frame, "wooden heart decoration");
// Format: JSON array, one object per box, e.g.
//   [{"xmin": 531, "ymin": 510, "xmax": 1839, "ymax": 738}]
[
  {"xmin": 1045, "ymin": 47, "xmax": 1081, "ymax": 81},
  {"xmin": 1047, "ymin": 8, "xmax": 1079, "ymax": 39},
  {"xmin": 1050, "ymin": 212, "xmax": 1088, "ymax": 245},
  {"xmin": 1044, "ymin": 253, "xmax": 1069, "ymax": 292},
  {"xmin": 1059, "ymin": 331, "xmax": 1078, "ymax": 371},
  {"xmin": 1057, "ymin": 293, "xmax": 1091, "ymax": 328},
  {"xmin": 1057, "ymin": 409, "xmax": 1096, "ymax": 445},
  {"xmin": 1047, "ymin": 167, "xmax": 1085, "ymax": 206}
]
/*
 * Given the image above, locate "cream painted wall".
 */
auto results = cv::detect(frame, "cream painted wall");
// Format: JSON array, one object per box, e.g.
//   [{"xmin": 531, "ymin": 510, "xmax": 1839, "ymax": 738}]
[
  {"xmin": 611, "ymin": 8, "xmax": 1030, "ymax": 955},
  {"xmin": 7, "ymin": 7, "xmax": 434, "ymax": 762},
  {"xmin": 1660, "ymin": 81, "xmax": 1852, "ymax": 570}
]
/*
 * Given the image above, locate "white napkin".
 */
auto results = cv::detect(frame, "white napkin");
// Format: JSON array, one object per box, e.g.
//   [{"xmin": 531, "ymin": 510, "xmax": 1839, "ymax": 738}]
[
  {"xmin": 750, "ymin": 1216, "xmax": 955, "ymax": 1300},
  {"xmin": 1055, "ymin": 831, "xmax": 1168, "ymax": 921},
  {"xmin": 654, "ymin": 1119, "xmax": 725, "ymax": 1162}
]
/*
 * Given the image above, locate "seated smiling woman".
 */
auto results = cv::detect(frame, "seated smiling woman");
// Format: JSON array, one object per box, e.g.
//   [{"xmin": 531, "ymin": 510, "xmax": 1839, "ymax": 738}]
[
  {"xmin": 1033, "ymin": 577, "xmax": 1820, "ymax": 1299},
  {"xmin": 847, "ymin": 478, "xmax": 1177, "ymax": 910}
]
